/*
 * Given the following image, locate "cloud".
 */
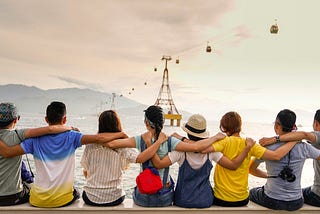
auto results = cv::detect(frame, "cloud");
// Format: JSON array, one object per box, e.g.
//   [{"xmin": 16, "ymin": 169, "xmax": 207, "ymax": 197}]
[{"xmin": 54, "ymin": 76, "xmax": 104, "ymax": 91}]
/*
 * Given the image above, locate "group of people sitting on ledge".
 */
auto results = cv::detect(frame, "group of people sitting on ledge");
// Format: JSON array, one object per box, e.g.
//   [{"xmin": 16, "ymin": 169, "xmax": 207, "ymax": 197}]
[{"xmin": 0, "ymin": 101, "xmax": 320, "ymax": 211}]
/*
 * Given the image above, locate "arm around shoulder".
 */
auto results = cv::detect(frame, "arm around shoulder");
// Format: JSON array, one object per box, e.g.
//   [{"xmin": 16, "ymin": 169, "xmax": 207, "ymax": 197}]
[{"xmin": 0, "ymin": 140, "xmax": 25, "ymax": 158}]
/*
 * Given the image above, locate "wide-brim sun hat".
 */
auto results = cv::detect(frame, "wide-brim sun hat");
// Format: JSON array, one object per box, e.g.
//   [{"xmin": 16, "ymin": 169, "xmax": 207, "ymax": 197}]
[{"xmin": 182, "ymin": 114, "xmax": 210, "ymax": 138}]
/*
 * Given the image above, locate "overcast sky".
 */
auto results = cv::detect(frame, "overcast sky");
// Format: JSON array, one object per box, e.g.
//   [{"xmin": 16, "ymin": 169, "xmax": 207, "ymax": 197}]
[{"xmin": 1, "ymin": 0, "xmax": 319, "ymax": 123}]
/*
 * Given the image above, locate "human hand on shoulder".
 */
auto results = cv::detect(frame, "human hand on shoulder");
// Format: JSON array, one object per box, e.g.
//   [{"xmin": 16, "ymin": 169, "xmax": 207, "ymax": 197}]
[
  {"xmin": 259, "ymin": 137, "xmax": 276, "ymax": 147},
  {"xmin": 171, "ymin": 132, "xmax": 183, "ymax": 140},
  {"xmin": 245, "ymin": 137, "xmax": 256, "ymax": 148},
  {"xmin": 157, "ymin": 132, "xmax": 168, "ymax": 144},
  {"xmin": 213, "ymin": 132, "xmax": 226, "ymax": 141}
]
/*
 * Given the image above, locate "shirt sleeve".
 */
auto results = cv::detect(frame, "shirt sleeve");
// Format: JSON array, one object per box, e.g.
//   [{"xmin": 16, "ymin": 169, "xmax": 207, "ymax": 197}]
[
  {"xmin": 251, "ymin": 144, "xmax": 267, "ymax": 159},
  {"xmin": 168, "ymin": 151, "xmax": 184, "ymax": 165},
  {"xmin": 21, "ymin": 138, "xmax": 34, "ymax": 154},
  {"xmin": 304, "ymin": 142, "xmax": 320, "ymax": 159},
  {"xmin": 134, "ymin": 135, "xmax": 141, "ymax": 151},
  {"xmin": 212, "ymin": 138, "xmax": 226, "ymax": 152},
  {"xmin": 15, "ymin": 129, "xmax": 27, "ymax": 141},
  {"xmin": 70, "ymin": 130, "xmax": 83, "ymax": 149},
  {"xmin": 170, "ymin": 137, "xmax": 181, "ymax": 151},
  {"xmin": 210, "ymin": 152, "xmax": 223, "ymax": 163},
  {"xmin": 312, "ymin": 131, "xmax": 320, "ymax": 147},
  {"xmin": 118, "ymin": 148, "xmax": 139, "ymax": 163}
]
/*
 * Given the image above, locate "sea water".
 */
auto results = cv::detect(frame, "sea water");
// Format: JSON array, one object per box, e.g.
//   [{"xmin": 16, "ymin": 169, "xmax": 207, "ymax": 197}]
[{"xmin": 16, "ymin": 112, "xmax": 314, "ymax": 198}]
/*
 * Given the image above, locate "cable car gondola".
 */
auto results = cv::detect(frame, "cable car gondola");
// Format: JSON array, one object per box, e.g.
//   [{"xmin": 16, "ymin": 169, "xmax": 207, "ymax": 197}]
[
  {"xmin": 206, "ymin": 41, "xmax": 212, "ymax": 53},
  {"xmin": 270, "ymin": 19, "xmax": 279, "ymax": 34}
]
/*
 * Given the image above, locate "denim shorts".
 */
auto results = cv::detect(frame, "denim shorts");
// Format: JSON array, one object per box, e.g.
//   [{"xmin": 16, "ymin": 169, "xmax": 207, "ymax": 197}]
[{"xmin": 133, "ymin": 186, "xmax": 174, "ymax": 207}]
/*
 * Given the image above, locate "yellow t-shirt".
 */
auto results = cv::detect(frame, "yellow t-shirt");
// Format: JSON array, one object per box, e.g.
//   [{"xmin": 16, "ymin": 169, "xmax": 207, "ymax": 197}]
[{"xmin": 212, "ymin": 136, "xmax": 266, "ymax": 202}]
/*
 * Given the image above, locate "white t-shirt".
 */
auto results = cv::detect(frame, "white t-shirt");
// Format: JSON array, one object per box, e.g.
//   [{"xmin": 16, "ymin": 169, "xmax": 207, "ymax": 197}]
[{"xmin": 168, "ymin": 151, "xmax": 223, "ymax": 170}]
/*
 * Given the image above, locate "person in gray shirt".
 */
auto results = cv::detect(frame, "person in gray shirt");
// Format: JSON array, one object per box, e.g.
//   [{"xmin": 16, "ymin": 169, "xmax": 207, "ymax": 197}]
[
  {"xmin": 249, "ymin": 109, "xmax": 320, "ymax": 211},
  {"xmin": 259, "ymin": 109, "xmax": 320, "ymax": 207}
]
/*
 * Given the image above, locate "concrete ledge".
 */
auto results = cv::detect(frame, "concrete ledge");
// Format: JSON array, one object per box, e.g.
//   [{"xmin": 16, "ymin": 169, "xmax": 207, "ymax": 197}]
[{"xmin": 0, "ymin": 199, "xmax": 320, "ymax": 214}]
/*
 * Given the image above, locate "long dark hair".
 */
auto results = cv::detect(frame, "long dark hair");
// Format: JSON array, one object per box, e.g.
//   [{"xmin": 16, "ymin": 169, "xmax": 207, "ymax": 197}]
[
  {"xmin": 144, "ymin": 105, "xmax": 164, "ymax": 141},
  {"xmin": 98, "ymin": 110, "xmax": 122, "ymax": 133}
]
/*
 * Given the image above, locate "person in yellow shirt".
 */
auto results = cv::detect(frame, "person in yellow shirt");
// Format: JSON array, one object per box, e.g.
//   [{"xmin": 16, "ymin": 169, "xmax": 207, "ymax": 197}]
[{"xmin": 200, "ymin": 111, "xmax": 298, "ymax": 206}]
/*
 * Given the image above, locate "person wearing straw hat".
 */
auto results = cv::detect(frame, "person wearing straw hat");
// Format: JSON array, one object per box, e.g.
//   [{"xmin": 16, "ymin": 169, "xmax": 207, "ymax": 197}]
[{"xmin": 151, "ymin": 114, "xmax": 255, "ymax": 208}]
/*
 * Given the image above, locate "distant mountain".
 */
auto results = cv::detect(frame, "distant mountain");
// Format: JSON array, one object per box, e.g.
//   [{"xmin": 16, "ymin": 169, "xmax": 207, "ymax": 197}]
[{"xmin": 0, "ymin": 84, "xmax": 143, "ymax": 116}]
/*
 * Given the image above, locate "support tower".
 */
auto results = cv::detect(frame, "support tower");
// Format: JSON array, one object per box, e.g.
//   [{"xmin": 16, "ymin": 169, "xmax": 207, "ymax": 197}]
[{"xmin": 154, "ymin": 56, "xmax": 182, "ymax": 126}]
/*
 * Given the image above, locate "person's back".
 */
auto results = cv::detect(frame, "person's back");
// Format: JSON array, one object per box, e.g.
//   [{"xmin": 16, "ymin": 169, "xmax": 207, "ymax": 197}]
[
  {"xmin": 0, "ymin": 129, "xmax": 26, "ymax": 201},
  {"xmin": 81, "ymin": 110, "xmax": 139, "ymax": 206},
  {"xmin": 213, "ymin": 135, "xmax": 264, "ymax": 204},
  {"xmin": 20, "ymin": 101, "xmax": 82, "ymax": 207},
  {"xmin": 262, "ymin": 141, "xmax": 314, "ymax": 201},
  {"xmin": 249, "ymin": 109, "xmax": 320, "ymax": 211},
  {"xmin": 22, "ymin": 131, "xmax": 82, "ymax": 207}
]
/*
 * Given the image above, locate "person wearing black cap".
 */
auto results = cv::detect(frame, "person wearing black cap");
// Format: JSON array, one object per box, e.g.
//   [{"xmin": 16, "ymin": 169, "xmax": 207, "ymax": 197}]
[
  {"xmin": 259, "ymin": 109, "xmax": 320, "ymax": 207},
  {"xmin": 249, "ymin": 109, "xmax": 320, "ymax": 211},
  {"xmin": 151, "ymin": 114, "xmax": 255, "ymax": 208}
]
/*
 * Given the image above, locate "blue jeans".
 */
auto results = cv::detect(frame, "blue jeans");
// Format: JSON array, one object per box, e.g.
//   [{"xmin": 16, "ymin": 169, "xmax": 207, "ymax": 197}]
[
  {"xmin": 303, "ymin": 186, "xmax": 320, "ymax": 207},
  {"xmin": 133, "ymin": 186, "xmax": 174, "ymax": 207},
  {"xmin": 250, "ymin": 186, "xmax": 303, "ymax": 211}
]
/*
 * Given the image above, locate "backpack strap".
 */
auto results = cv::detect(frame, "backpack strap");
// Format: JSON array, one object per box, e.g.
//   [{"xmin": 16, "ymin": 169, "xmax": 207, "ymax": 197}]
[
  {"xmin": 14, "ymin": 130, "xmax": 34, "ymax": 178},
  {"xmin": 162, "ymin": 137, "xmax": 171, "ymax": 186},
  {"xmin": 140, "ymin": 135, "xmax": 149, "ymax": 170}
]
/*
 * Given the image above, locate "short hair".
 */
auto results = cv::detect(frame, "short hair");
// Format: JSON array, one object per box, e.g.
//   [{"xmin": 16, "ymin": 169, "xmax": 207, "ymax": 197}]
[
  {"xmin": 276, "ymin": 109, "xmax": 296, "ymax": 132},
  {"xmin": 98, "ymin": 110, "xmax": 122, "ymax": 133},
  {"xmin": 46, "ymin": 101, "xmax": 66, "ymax": 124},
  {"xmin": 220, "ymin": 111, "xmax": 242, "ymax": 136},
  {"xmin": 314, "ymin": 109, "xmax": 320, "ymax": 123}
]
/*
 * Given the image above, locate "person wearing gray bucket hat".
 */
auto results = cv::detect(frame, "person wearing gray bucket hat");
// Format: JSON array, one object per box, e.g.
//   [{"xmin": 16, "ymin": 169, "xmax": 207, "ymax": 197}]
[
  {"xmin": 0, "ymin": 102, "xmax": 73, "ymax": 206},
  {"xmin": 149, "ymin": 113, "xmax": 256, "ymax": 208}
]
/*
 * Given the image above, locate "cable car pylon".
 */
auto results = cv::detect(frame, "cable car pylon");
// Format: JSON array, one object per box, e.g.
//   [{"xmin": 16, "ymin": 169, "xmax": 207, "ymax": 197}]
[{"xmin": 154, "ymin": 55, "xmax": 182, "ymax": 126}]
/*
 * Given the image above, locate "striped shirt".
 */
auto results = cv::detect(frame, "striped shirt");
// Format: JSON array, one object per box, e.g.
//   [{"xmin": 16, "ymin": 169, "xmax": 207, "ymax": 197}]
[{"xmin": 81, "ymin": 144, "xmax": 139, "ymax": 203}]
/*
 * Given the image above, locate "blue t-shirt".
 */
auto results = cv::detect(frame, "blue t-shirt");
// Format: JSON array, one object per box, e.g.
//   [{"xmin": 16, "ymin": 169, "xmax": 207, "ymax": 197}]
[
  {"xmin": 134, "ymin": 135, "xmax": 180, "ymax": 182},
  {"xmin": 21, "ymin": 131, "xmax": 83, "ymax": 207}
]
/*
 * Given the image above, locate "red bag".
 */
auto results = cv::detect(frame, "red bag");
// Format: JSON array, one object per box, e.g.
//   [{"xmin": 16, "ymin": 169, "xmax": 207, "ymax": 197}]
[{"xmin": 136, "ymin": 167, "xmax": 163, "ymax": 194}]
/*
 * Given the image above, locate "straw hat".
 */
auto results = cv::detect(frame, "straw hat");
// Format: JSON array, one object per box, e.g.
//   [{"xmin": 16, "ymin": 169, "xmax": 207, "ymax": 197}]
[{"xmin": 182, "ymin": 114, "xmax": 209, "ymax": 138}]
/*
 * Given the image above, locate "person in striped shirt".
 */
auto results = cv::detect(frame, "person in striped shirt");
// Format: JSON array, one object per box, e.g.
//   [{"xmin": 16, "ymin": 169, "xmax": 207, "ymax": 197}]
[{"xmin": 81, "ymin": 110, "xmax": 166, "ymax": 206}]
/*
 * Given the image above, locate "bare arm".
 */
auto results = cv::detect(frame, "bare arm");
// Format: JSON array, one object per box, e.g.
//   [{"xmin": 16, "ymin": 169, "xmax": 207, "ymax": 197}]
[
  {"xmin": 81, "ymin": 132, "xmax": 128, "ymax": 145},
  {"xmin": 0, "ymin": 140, "xmax": 25, "ymax": 158},
  {"xmin": 175, "ymin": 132, "xmax": 225, "ymax": 152},
  {"xmin": 249, "ymin": 158, "xmax": 268, "ymax": 178},
  {"xmin": 24, "ymin": 125, "xmax": 73, "ymax": 138},
  {"xmin": 151, "ymin": 153, "xmax": 172, "ymax": 169},
  {"xmin": 217, "ymin": 137, "xmax": 255, "ymax": 170},
  {"xmin": 261, "ymin": 141, "xmax": 298, "ymax": 160},
  {"xmin": 104, "ymin": 137, "xmax": 136, "ymax": 148},
  {"xmin": 135, "ymin": 132, "xmax": 168, "ymax": 163},
  {"xmin": 259, "ymin": 131, "xmax": 316, "ymax": 146}
]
